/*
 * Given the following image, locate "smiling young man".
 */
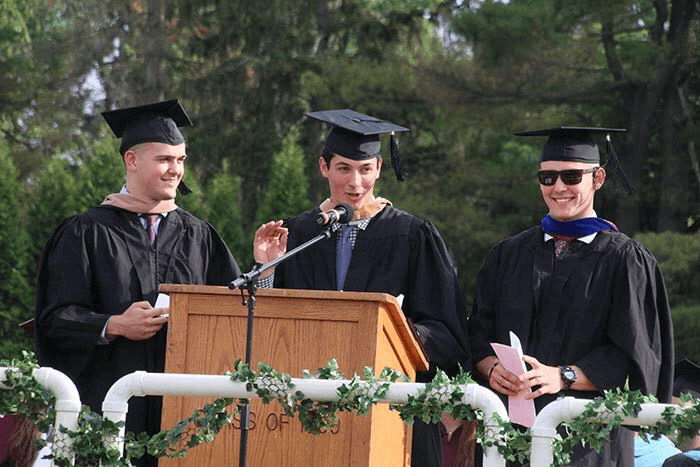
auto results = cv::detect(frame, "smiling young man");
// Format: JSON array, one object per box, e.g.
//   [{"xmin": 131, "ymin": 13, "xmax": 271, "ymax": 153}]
[
  {"xmin": 468, "ymin": 127, "xmax": 674, "ymax": 466},
  {"xmin": 34, "ymin": 99, "xmax": 241, "ymax": 466},
  {"xmin": 539, "ymin": 160, "xmax": 602, "ymax": 222},
  {"xmin": 253, "ymin": 109, "xmax": 470, "ymax": 467},
  {"xmin": 126, "ymin": 141, "xmax": 186, "ymax": 202}
]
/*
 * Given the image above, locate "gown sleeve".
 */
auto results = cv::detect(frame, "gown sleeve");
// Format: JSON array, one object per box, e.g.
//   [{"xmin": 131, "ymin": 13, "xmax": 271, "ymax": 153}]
[
  {"xmin": 577, "ymin": 240, "xmax": 674, "ymax": 401},
  {"xmin": 467, "ymin": 242, "xmax": 501, "ymax": 365},
  {"xmin": 405, "ymin": 220, "xmax": 470, "ymax": 376},
  {"xmin": 34, "ymin": 216, "xmax": 112, "ymax": 380},
  {"xmin": 205, "ymin": 222, "xmax": 242, "ymax": 285},
  {"xmin": 35, "ymin": 217, "xmax": 111, "ymax": 345}
]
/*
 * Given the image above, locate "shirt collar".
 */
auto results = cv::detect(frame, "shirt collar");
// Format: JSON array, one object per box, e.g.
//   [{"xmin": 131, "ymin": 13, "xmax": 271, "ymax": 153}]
[
  {"xmin": 544, "ymin": 232, "xmax": 597, "ymax": 244},
  {"xmin": 330, "ymin": 218, "xmax": 371, "ymax": 233},
  {"xmin": 543, "ymin": 211, "xmax": 598, "ymax": 244}
]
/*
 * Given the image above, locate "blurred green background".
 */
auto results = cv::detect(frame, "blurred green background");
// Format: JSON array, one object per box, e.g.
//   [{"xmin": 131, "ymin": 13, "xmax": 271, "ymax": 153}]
[{"xmin": 2, "ymin": 0, "xmax": 700, "ymax": 364}]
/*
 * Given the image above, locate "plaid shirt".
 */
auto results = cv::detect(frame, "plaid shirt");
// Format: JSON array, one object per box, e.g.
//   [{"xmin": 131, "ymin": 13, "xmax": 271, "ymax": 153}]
[{"xmin": 257, "ymin": 218, "xmax": 371, "ymax": 288}]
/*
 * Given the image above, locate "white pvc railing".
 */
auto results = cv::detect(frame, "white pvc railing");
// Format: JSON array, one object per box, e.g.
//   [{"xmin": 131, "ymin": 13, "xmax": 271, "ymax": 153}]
[
  {"xmin": 3, "ymin": 366, "xmax": 691, "ymax": 467},
  {"xmin": 0, "ymin": 366, "xmax": 81, "ymax": 464},
  {"xmin": 530, "ymin": 396, "xmax": 682, "ymax": 467},
  {"xmin": 101, "ymin": 371, "xmax": 510, "ymax": 467}
]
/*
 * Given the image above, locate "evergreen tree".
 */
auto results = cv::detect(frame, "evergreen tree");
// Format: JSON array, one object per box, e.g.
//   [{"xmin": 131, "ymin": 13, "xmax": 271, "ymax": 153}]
[
  {"xmin": 256, "ymin": 128, "xmax": 311, "ymax": 226},
  {"xmin": 206, "ymin": 164, "xmax": 247, "ymax": 265},
  {"xmin": 174, "ymin": 173, "xmax": 207, "ymax": 221},
  {"xmin": 25, "ymin": 156, "xmax": 83, "ymax": 294},
  {"xmin": 74, "ymin": 138, "xmax": 125, "ymax": 211},
  {"xmin": 0, "ymin": 143, "xmax": 33, "ymax": 358},
  {"xmin": 444, "ymin": 0, "xmax": 700, "ymax": 233}
]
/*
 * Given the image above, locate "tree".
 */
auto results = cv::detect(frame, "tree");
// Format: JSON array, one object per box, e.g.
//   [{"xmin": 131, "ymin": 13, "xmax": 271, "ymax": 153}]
[
  {"xmin": 0, "ymin": 142, "xmax": 33, "ymax": 358},
  {"xmin": 441, "ymin": 0, "xmax": 700, "ymax": 233},
  {"xmin": 74, "ymin": 137, "xmax": 126, "ymax": 210},
  {"xmin": 386, "ymin": 127, "xmax": 543, "ymax": 303},
  {"xmin": 205, "ymin": 164, "xmax": 248, "ymax": 265},
  {"xmin": 169, "ymin": 0, "xmax": 322, "ymax": 223},
  {"xmin": 1, "ymin": 0, "xmax": 109, "ymax": 178},
  {"xmin": 24, "ymin": 156, "xmax": 83, "ymax": 287},
  {"xmin": 256, "ymin": 128, "xmax": 312, "ymax": 226},
  {"xmin": 174, "ymin": 173, "xmax": 208, "ymax": 220}
]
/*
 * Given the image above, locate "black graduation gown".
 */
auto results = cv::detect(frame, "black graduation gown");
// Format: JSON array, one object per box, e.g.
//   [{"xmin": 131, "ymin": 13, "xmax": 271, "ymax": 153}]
[
  {"xmin": 469, "ymin": 226, "xmax": 674, "ymax": 466},
  {"xmin": 274, "ymin": 206, "xmax": 470, "ymax": 467},
  {"xmin": 34, "ymin": 205, "xmax": 241, "ymax": 439}
]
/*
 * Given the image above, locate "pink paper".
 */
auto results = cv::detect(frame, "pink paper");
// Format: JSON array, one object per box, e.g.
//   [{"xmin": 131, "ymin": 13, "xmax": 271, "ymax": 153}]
[{"xmin": 491, "ymin": 342, "xmax": 536, "ymax": 427}]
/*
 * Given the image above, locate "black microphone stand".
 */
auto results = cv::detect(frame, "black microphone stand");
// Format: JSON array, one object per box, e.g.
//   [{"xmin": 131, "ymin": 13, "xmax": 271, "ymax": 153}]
[{"xmin": 228, "ymin": 224, "xmax": 336, "ymax": 467}]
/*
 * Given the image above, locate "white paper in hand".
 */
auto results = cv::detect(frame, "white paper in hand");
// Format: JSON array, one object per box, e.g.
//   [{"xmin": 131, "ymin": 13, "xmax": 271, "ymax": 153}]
[
  {"xmin": 510, "ymin": 331, "xmax": 524, "ymax": 359},
  {"xmin": 155, "ymin": 293, "xmax": 170, "ymax": 318},
  {"xmin": 155, "ymin": 293, "xmax": 170, "ymax": 308}
]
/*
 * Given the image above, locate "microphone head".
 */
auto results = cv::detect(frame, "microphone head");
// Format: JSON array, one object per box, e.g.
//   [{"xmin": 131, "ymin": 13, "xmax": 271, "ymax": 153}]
[{"xmin": 334, "ymin": 203, "xmax": 355, "ymax": 223}]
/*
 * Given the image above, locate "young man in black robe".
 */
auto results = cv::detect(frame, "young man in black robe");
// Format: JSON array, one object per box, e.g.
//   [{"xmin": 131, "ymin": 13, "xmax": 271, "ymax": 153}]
[
  {"xmin": 252, "ymin": 109, "xmax": 471, "ymax": 467},
  {"xmin": 34, "ymin": 100, "xmax": 241, "ymax": 464},
  {"xmin": 469, "ymin": 127, "xmax": 674, "ymax": 466}
]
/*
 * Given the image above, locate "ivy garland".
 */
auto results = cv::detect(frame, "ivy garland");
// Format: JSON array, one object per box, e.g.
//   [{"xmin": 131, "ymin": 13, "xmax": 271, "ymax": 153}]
[
  {"xmin": 2, "ymin": 351, "xmax": 700, "ymax": 467},
  {"xmin": 227, "ymin": 358, "xmax": 410, "ymax": 435},
  {"xmin": 0, "ymin": 351, "xmax": 55, "ymax": 448}
]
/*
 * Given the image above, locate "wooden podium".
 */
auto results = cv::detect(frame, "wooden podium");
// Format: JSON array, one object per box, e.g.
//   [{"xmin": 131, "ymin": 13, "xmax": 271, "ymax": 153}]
[{"xmin": 159, "ymin": 284, "xmax": 428, "ymax": 467}]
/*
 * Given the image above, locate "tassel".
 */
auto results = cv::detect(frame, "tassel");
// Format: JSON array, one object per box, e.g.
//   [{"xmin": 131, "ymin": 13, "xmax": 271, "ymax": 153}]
[
  {"xmin": 390, "ymin": 132, "xmax": 407, "ymax": 182},
  {"xmin": 177, "ymin": 180, "xmax": 192, "ymax": 196},
  {"xmin": 605, "ymin": 134, "xmax": 634, "ymax": 194}
]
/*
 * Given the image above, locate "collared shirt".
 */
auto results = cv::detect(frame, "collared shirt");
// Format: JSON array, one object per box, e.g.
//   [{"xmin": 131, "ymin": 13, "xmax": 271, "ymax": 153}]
[
  {"xmin": 330, "ymin": 217, "xmax": 372, "ymax": 246},
  {"xmin": 118, "ymin": 186, "xmax": 169, "ymax": 234},
  {"xmin": 544, "ymin": 232, "xmax": 597, "ymax": 244},
  {"xmin": 542, "ymin": 212, "xmax": 601, "ymax": 245},
  {"xmin": 100, "ymin": 186, "xmax": 169, "ymax": 343}
]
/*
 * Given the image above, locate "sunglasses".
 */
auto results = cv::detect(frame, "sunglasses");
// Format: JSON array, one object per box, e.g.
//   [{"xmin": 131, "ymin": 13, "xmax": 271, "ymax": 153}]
[{"xmin": 537, "ymin": 167, "xmax": 598, "ymax": 186}]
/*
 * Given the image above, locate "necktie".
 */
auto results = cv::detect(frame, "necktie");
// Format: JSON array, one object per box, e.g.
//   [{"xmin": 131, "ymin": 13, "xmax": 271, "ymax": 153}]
[
  {"xmin": 336, "ymin": 225, "xmax": 353, "ymax": 290},
  {"xmin": 551, "ymin": 233, "xmax": 574, "ymax": 259},
  {"xmin": 147, "ymin": 214, "xmax": 160, "ymax": 244}
]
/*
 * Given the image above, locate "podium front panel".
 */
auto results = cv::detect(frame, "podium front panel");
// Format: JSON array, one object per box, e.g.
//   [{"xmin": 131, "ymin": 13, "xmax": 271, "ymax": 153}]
[{"xmin": 159, "ymin": 285, "xmax": 426, "ymax": 467}]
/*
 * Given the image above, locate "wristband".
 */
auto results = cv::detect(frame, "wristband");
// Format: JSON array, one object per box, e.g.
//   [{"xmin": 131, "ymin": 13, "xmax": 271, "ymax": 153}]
[{"xmin": 487, "ymin": 361, "xmax": 499, "ymax": 380}]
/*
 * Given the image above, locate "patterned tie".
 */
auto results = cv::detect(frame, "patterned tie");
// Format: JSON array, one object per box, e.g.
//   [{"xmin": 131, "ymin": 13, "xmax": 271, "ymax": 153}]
[
  {"xmin": 551, "ymin": 233, "xmax": 575, "ymax": 259},
  {"xmin": 147, "ymin": 214, "xmax": 160, "ymax": 244},
  {"xmin": 336, "ymin": 225, "xmax": 353, "ymax": 290}
]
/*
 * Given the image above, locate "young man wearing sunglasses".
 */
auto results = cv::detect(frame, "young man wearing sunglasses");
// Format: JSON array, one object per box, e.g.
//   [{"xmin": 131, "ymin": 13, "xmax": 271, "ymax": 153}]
[{"xmin": 468, "ymin": 127, "xmax": 674, "ymax": 466}]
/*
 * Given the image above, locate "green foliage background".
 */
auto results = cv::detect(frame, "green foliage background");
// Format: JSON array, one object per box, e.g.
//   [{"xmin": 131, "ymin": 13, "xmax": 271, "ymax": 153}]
[
  {"xmin": 0, "ymin": 142, "xmax": 32, "ymax": 358},
  {"xmin": 1, "ymin": 0, "xmax": 700, "ymax": 369}
]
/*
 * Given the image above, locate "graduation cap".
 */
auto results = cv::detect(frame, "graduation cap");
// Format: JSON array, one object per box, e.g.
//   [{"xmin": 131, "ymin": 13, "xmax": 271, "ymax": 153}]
[
  {"xmin": 305, "ymin": 109, "xmax": 410, "ymax": 181},
  {"xmin": 674, "ymin": 359, "xmax": 700, "ymax": 399},
  {"xmin": 515, "ymin": 126, "xmax": 634, "ymax": 194},
  {"xmin": 101, "ymin": 99, "xmax": 193, "ymax": 195}
]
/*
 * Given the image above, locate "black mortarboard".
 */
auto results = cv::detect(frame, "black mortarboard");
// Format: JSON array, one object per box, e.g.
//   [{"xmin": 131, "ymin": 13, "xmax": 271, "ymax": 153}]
[
  {"xmin": 101, "ymin": 99, "xmax": 193, "ymax": 195},
  {"xmin": 305, "ymin": 109, "xmax": 410, "ymax": 181},
  {"xmin": 515, "ymin": 126, "xmax": 634, "ymax": 193},
  {"xmin": 674, "ymin": 359, "xmax": 700, "ymax": 399}
]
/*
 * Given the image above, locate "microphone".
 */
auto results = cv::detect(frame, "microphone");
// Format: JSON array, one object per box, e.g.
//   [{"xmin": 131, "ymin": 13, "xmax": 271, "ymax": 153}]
[{"xmin": 315, "ymin": 203, "xmax": 354, "ymax": 226}]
